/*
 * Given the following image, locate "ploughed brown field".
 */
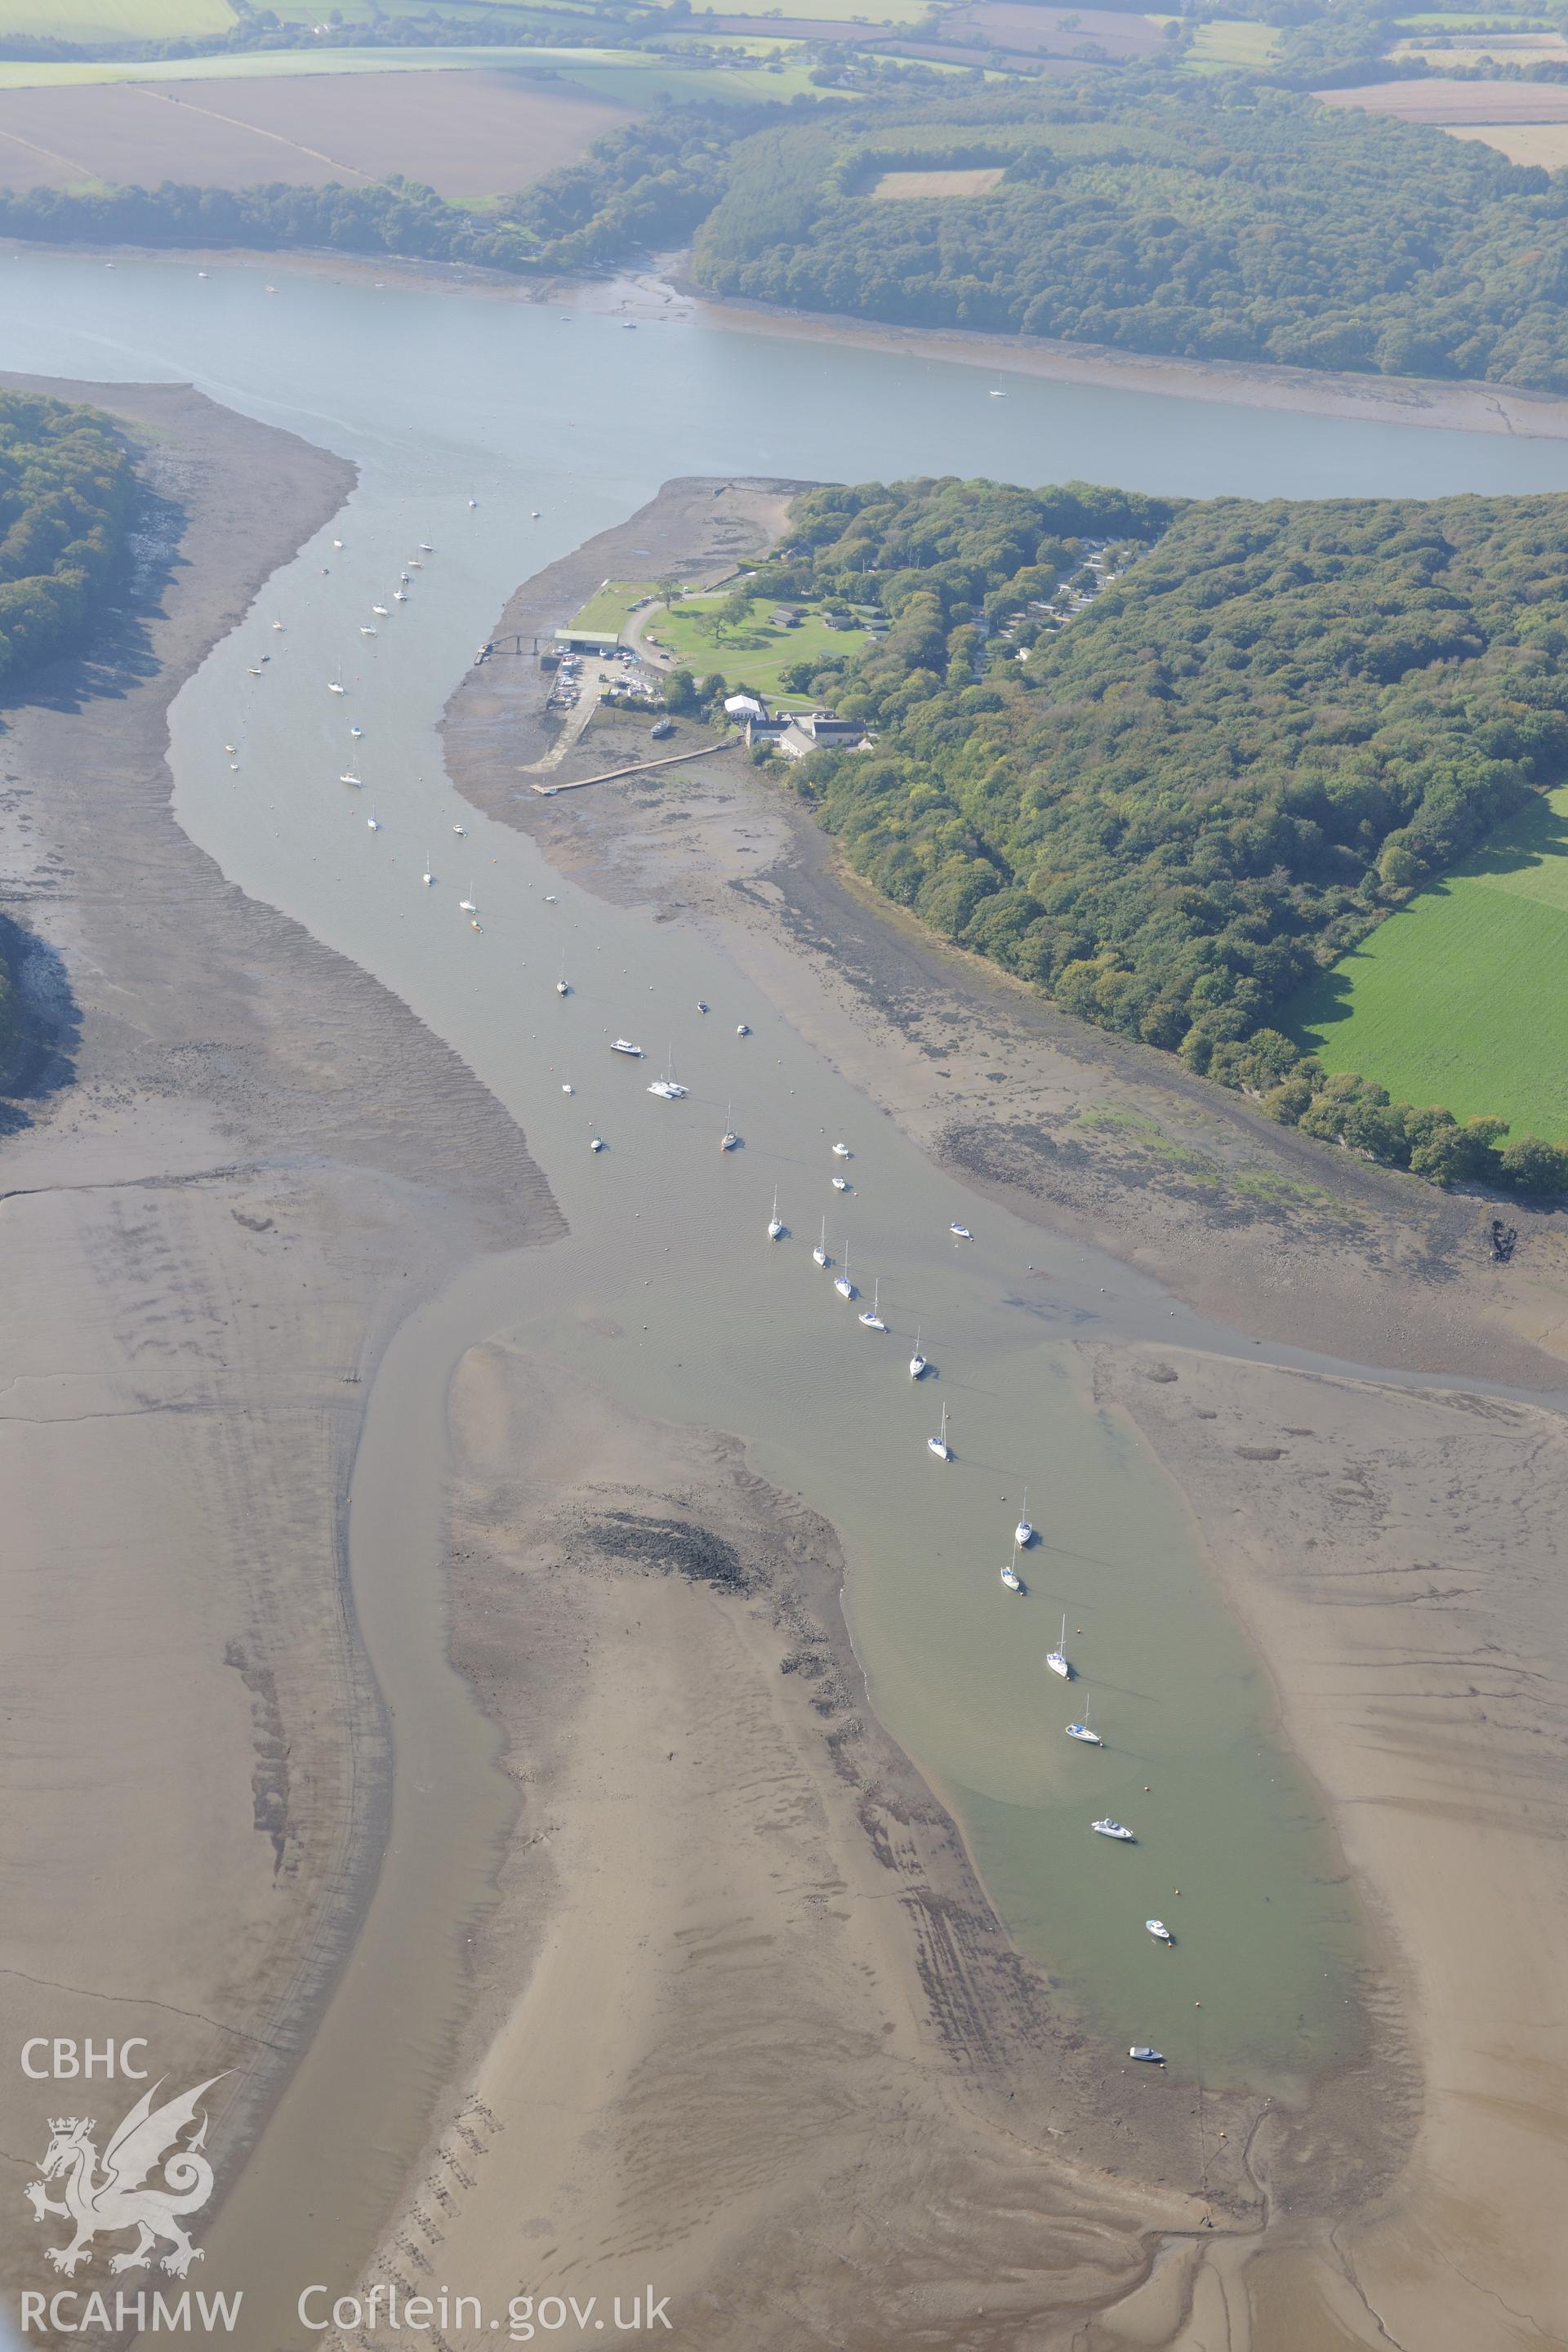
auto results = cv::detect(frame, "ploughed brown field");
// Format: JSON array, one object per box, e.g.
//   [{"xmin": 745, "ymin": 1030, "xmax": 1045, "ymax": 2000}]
[
  {"xmin": 0, "ymin": 68, "xmax": 633, "ymax": 198},
  {"xmin": 1446, "ymin": 119, "xmax": 1568, "ymax": 164},
  {"xmin": 1316, "ymin": 74, "xmax": 1568, "ymax": 122},
  {"xmin": 873, "ymin": 165, "xmax": 1007, "ymax": 198}
]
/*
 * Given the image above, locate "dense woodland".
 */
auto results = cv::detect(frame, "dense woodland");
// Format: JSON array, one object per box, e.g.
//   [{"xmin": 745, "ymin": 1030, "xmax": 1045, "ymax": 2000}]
[
  {"xmin": 0, "ymin": 390, "xmax": 131, "ymax": 1062},
  {"xmin": 694, "ymin": 82, "xmax": 1568, "ymax": 392},
  {"xmin": 763, "ymin": 477, "xmax": 1568, "ymax": 1191}
]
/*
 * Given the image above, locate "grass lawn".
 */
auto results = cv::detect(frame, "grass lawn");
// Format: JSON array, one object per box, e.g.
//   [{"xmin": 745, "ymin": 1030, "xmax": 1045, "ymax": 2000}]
[
  {"xmin": 568, "ymin": 579, "xmax": 659, "ymax": 633},
  {"xmin": 646, "ymin": 593, "xmax": 872, "ymax": 694},
  {"xmin": 1290, "ymin": 784, "xmax": 1568, "ymax": 1143}
]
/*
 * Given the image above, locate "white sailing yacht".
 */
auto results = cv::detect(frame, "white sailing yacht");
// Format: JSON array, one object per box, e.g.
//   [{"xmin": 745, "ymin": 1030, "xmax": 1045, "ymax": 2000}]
[
  {"xmin": 767, "ymin": 1189, "xmax": 783, "ymax": 1241},
  {"xmin": 858, "ymin": 1279, "xmax": 886, "ymax": 1332},
  {"xmin": 1000, "ymin": 1559, "xmax": 1023, "ymax": 1592},
  {"xmin": 422, "ymin": 855, "xmax": 434, "ymax": 888},
  {"xmin": 1065, "ymin": 1710, "xmax": 1102, "ymax": 1746},
  {"xmin": 648, "ymin": 1046, "xmax": 689, "ymax": 1101},
  {"xmin": 813, "ymin": 1218, "xmax": 829, "ymax": 1267},
  {"xmin": 927, "ymin": 1405, "xmax": 951, "ymax": 1461},
  {"xmin": 909, "ymin": 1326, "xmax": 927, "ymax": 1379},
  {"xmin": 459, "ymin": 883, "xmax": 477, "ymax": 913},
  {"xmin": 555, "ymin": 957, "xmax": 570, "ymax": 996},
  {"xmin": 832, "ymin": 1141, "xmax": 851, "ymax": 1159},
  {"xmin": 835, "ymin": 1246, "xmax": 854, "ymax": 1301},
  {"xmin": 1015, "ymin": 1491, "xmax": 1036, "ymax": 1547},
  {"xmin": 720, "ymin": 1098, "xmax": 738, "ymax": 1152},
  {"xmin": 1046, "ymin": 1614, "xmax": 1071, "ymax": 1679}
]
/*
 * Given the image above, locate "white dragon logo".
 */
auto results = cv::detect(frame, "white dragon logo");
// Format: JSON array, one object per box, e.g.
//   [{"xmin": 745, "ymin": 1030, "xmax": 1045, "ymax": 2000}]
[{"xmin": 24, "ymin": 2076, "xmax": 225, "ymax": 2278}]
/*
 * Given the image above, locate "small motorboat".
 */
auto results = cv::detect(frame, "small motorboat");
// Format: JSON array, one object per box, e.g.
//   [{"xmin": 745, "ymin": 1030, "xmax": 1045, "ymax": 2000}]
[
  {"xmin": 1094, "ymin": 1820, "xmax": 1135, "ymax": 1842},
  {"xmin": 272, "ymin": 620, "xmax": 284, "ymax": 631},
  {"xmin": 372, "ymin": 605, "xmax": 389, "ymax": 617},
  {"xmin": 1065, "ymin": 1720, "xmax": 1102, "ymax": 1746},
  {"xmin": 470, "ymin": 920, "xmax": 482, "ymax": 933},
  {"xmin": 247, "ymin": 665, "xmax": 263, "ymax": 676},
  {"xmin": 909, "ymin": 1326, "xmax": 927, "ymax": 1379},
  {"xmin": 394, "ymin": 590, "xmax": 408, "ymax": 603},
  {"xmin": 736, "ymin": 1022, "xmax": 751, "ymax": 1036},
  {"xmin": 367, "ymin": 817, "xmax": 381, "ymax": 831},
  {"xmin": 544, "ymin": 894, "xmax": 559, "ymax": 904},
  {"xmin": 229, "ymin": 763, "xmax": 238, "ymax": 773},
  {"xmin": 332, "ymin": 538, "xmax": 344, "ymax": 549},
  {"xmin": 813, "ymin": 1217, "xmax": 829, "ymax": 1268},
  {"xmin": 1015, "ymin": 1492, "xmax": 1036, "ymax": 1548},
  {"xmin": 562, "ymin": 1083, "xmax": 574, "ymax": 1094},
  {"xmin": 328, "ymin": 681, "xmax": 345, "ymax": 694},
  {"xmin": 697, "ymin": 1000, "xmax": 709, "ymax": 1013},
  {"xmin": 950, "ymin": 1222, "xmax": 973, "ymax": 1241},
  {"xmin": 831, "ymin": 1175, "xmax": 849, "ymax": 1192},
  {"xmin": 927, "ymin": 1404, "xmax": 951, "ymax": 1461},
  {"xmin": 767, "ymin": 1188, "xmax": 783, "ymax": 1241},
  {"xmin": 831, "ymin": 1142, "xmax": 851, "ymax": 1159},
  {"xmin": 1046, "ymin": 1614, "xmax": 1071, "ymax": 1680},
  {"xmin": 858, "ymin": 1279, "xmax": 886, "ymax": 1332},
  {"xmin": 590, "ymin": 1136, "xmax": 605, "ymax": 1153},
  {"xmin": 835, "ymin": 1247, "xmax": 854, "ymax": 1303},
  {"xmin": 1000, "ymin": 1562, "xmax": 1023, "ymax": 1593},
  {"xmin": 400, "ymin": 572, "xmax": 411, "ymax": 585},
  {"xmin": 340, "ymin": 768, "xmax": 362, "ymax": 786},
  {"xmin": 1129, "ymin": 2047, "xmax": 1164, "ymax": 2064},
  {"xmin": 610, "ymin": 1039, "xmax": 644, "ymax": 1057},
  {"xmin": 452, "ymin": 824, "xmax": 465, "ymax": 835},
  {"xmin": 531, "ymin": 510, "xmax": 541, "ymax": 519},
  {"xmin": 408, "ymin": 559, "xmax": 423, "ymax": 569},
  {"xmin": 1146, "ymin": 1920, "xmax": 1174, "ymax": 1945},
  {"xmin": 360, "ymin": 626, "xmax": 377, "ymax": 637},
  {"xmin": 350, "ymin": 724, "xmax": 363, "ymax": 737},
  {"xmin": 468, "ymin": 498, "xmax": 478, "ymax": 509},
  {"xmin": 224, "ymin": 744, "xmax": 236, "ymax": 754}
]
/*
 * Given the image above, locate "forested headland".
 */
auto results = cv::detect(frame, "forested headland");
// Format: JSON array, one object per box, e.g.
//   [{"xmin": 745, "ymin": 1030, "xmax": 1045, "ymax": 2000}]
[
  {"xmin": 764, "ymin": 475, "xmax": 1568, "ymax": 1191},
  {"xmin": 0, "ymin": 389, "xmax": 131, "ymax": 1063},
  {"xmin": 693, "ymin": 82, "xmax": 1568, "ymax": 393}
]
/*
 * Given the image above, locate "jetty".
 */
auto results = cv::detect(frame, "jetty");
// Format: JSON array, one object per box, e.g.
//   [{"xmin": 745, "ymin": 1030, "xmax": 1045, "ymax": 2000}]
[{"xmin": 530, "ymin": 742, "xmax": 728, "ymax": 795}]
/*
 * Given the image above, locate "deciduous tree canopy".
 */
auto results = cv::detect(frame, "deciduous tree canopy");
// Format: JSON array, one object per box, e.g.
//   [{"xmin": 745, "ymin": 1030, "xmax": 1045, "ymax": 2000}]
[{"xmin": 776, "ymin": 474, "xmax": 1568, "ymax": 1188}]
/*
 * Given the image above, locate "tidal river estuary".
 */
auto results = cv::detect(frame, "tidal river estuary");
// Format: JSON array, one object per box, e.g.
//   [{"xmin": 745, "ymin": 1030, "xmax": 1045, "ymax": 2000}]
[{"xmin": 8, "ymin": 248, "xmax": 1568, "ymax": 2345}]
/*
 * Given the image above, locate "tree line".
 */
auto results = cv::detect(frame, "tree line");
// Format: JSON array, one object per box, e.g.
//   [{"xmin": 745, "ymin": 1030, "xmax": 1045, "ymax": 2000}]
[
  {"xmin": 0, "ymin": 389, "xmax": 131, "ymax": 1066},
  {"xmin": 765, "ymin": 475, "xmax": 1568, "ymax": 1193}
]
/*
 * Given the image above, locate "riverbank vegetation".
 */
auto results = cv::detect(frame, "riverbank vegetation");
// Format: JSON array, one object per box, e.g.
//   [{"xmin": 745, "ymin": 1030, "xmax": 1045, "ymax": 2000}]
[
  {"xmin": 0, "ymin": 387, "xmax": 130, "ymax": 1064},
  {"xmin": 693, "ymin": 81, "xmax": 1568, "ymax": 392},
  {"xmin": 773, "ymin": 475, "xmax": 1568, "ymax": 1189}
]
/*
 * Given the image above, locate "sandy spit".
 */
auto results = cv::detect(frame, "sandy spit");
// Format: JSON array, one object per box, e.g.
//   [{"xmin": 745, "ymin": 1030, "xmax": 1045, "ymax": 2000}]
[
  {"xmin": 354, "ymin": 1347, "xmax": 1404, "ymax": 2352},
  {"xmin": 0, "ymin": 375, "xmax": 561, "ymax": 2331},
  {"xmin": 427, "ymin": 476, "xmax": 1568, "ymax": 2348}
]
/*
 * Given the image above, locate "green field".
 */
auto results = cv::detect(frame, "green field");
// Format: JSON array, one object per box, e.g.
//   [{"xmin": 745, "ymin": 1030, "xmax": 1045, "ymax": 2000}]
[
  {"xmin": 568, "ymin": 579, "xmax": 659, "ymax": 632},
  {"xmin": 1290, "ymin": 785, "xmax": 1568, "ymax": 1143},
  {"xmin": 1183, "ymin": 18, "xmax": 1284, "ymax": 65},
  {"xmin": 645, "ymin": 593, "xmax": 873, "ymax": 693},
  {"xmin": 0, "ymin": 0, "xmax": 234, "ymax": 31}
]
